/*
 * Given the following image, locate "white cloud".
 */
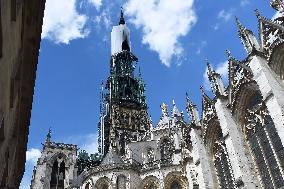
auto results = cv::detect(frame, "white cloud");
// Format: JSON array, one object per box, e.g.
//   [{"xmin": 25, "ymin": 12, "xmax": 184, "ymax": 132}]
[
  {"xmin": 216, "ymin": 61, "xmax": 228, "ymax": 81},
  {"xmin": 19, "ymin": 148, "xmax": 42, "ymax": 189},
  {"xmin": 80, "ymin": 133, "xmax": 99, "ymax": 154},
  {"xmin": 196, "ymin": 40, "xmax": 207, "ymax": 55},
  {"xmin": 218, "ymin": 9, "xmax": 233, "ymax": 22},
  {"xmin": 240, "ymin": 0, "xmax": 250, "ymax": 7},
  {"xmin": 26, "ymin": 148, "xmax": 41, "ymax": 165},
  {"xmin": 63, "ymin": 133, "xmax": 98, "ymax": 154},
  {"xmin": 94, "ymin": 7, "xmax": 112, "ymax": 31},
  {"xmin": 42, "ymin": 0, "xmax": 89, "ymax": 44},
  {"xmin": 203, "ymin": 61, "xmax": 228, "ymax": 91},
  {"xmin": 124, "ymin": 0, "xmax": 197, "ymax": 67},
  {"xmin": 88, "ymin": 0, "xmax": 103, "ymax": 10}
]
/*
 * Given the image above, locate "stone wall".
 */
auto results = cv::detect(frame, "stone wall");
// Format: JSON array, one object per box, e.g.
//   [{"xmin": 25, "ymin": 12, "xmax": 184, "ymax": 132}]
[{"xmin": 0, "ymin": 0, "xmax": 45, "ymax": 188}]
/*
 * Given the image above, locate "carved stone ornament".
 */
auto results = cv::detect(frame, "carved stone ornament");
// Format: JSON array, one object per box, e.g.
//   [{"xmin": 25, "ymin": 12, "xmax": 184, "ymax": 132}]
[
  {"xmin": 230, "ymin": 61, "xmax": 253, "ymax": 111},
  {"xmin": 271, "ymin": 0, "xmax": 284, "ymax": 12},
  {"xmin": 244, "ymin": 102, "xmax": 269, "ymax": 136},
  {"xmin": 161, "ymin": 102, "xmax": 169, "ymax": 117}
]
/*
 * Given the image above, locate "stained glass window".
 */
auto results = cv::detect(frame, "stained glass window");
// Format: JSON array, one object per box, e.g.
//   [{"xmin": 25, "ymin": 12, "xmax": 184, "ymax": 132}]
[
  {"xmin": 213, "ymin": 140, "xmax": 235, "ymax": 189},
  {"xmin": 245, "ymin": 96, "xmax": 284, "ymax": 188}
]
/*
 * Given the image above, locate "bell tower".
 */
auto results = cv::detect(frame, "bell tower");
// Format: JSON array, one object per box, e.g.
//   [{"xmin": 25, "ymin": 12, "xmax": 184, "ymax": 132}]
[
  {"xmin": 98, "ymin": 10, "xmax": 150, "ymax": 156},
  {"xmin": 30, "ymin": 129, "xmax": 77, "ymax": 189}
]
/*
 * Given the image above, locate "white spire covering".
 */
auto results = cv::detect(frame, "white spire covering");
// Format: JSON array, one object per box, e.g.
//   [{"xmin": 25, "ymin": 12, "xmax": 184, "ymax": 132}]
[{"xmin": 111, "ymin": 24, "xmax": 131, "ymax": 55}]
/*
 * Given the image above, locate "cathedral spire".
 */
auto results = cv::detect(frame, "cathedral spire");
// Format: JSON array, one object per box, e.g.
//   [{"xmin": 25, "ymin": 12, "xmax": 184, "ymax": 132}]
[{"xmin": 119, "ymin": 7, "xmax": 126, "ymax": 25}]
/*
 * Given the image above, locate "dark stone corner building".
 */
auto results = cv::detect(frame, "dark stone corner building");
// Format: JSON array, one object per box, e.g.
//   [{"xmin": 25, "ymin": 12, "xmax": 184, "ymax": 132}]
[{"xmin": 0, "ymin": 0, "xmax": 45, "ymax": 188}]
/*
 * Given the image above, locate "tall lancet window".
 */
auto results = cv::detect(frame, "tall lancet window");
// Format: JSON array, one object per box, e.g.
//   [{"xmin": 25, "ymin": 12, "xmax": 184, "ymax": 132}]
[
  {"xmin": 50, "ymin": 159, "xmax": 65, "ymax": 189},
  {"xmin": 205, "ymin": 120, "xmax": 235, "ymax": 188},
  {"xmin": 243, "ymin": 93, "xmax": 284, "ymax": 188},
  {"xmin": 213, "ymin": 138, "xmax": 235, "ymax": 188}
]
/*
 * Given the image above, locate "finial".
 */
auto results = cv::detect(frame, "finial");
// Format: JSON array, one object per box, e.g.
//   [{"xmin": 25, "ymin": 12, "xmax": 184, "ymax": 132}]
[
  {"xmin": 186, "ymin": 92, "xmax": 194, "ymax": 111},
  {"xmin": 185, "ymin": 92, "xmax": 191, "ymax": 103},
  {"xmin": 172, "ymin": 99, "xmax": 176, "ymax": 105},
  {"xmin": 235, "ymin": 16, "xmax": 245, "ymax": 31},
  {"xmin": 119, "ymin": 7, "xmax": 125, "ymax": 25},
  {"xmin": 225, "ymin": 49, "xmax": 233, "ymax": 59},
  {"xmin": 161, "ymin": 102, "xmax": 169, "ymax": 117},
  {"xmin": 206, "ymin": 60, "xmax": 213, "ymax": 78},
  {"xmin": 45, "ymin": 127, "xmax": 51, "ymax": 145},
  {"xmin": 138, "ymin": 66, "xmax": 142, "ymax": 77},
  {"xmin": 200, "ymin": 86, "xmax": 205, "ymax": 96},
  {"xmin": 200, "ymin": 86, "xmax": 204, "ymax": 94},
  {"xmin": 255, "ymin": 9, "xmax": 260, "ymax": 18}
]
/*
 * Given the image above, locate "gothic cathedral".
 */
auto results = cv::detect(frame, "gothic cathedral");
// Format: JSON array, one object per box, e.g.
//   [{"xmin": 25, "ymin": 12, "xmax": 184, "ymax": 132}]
[{"xmin": 30, "ymin": 1, "xmax": 284, "ymax": 189}]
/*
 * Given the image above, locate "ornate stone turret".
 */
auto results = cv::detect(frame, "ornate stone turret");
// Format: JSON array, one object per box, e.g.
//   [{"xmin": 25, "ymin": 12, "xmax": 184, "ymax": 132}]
[
  {"xmin": 206, "ymin": 61, "xmax": 226, "ymax": 97},
  {"xmin": 45, "ymin": 128, "xmax": 51, "ymax": 146},
  {"xmin": 235, "ymin": 17, "xmax": 260, "ymax": 54}
]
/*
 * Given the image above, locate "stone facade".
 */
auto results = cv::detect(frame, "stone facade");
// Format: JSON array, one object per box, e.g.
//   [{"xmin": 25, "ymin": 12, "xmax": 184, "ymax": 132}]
[
  {"xmin": 0, "ymin": 0, "xmax": 45, "ymax": 188},
  {"xmin": 31, "ymin": 2, "xmax": 284, "ymax": 189}
]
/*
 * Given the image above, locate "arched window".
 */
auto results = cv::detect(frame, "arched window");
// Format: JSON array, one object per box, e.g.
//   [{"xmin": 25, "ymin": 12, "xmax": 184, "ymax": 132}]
[
  {"xmin": 170, "ymin": 181, "xmax": 181, "ymax": 189},
  {"xmin": 102, "ymin": 184, "xmax": 109, "ymax": 189},
  {"xmin": 160, "ymin": 138, "xmax": 174, "ymax": 164},
  {"xmin": 95, "ymin": 177, "xmax": 111, "ymax": 189},
  {"xmin": 213, "ymin": 139, "xmax": 235, "ymax": 188},
  {"xmin": 204, "ymin": 120, "xmax": 235, "ymax": 188},
  {"xmin": 50, "ymin": 160, "xmax": 65, "ymax": 189},
  {"xmin": 243, "ymin": 93, "xmax": 284, "ymax": 188}
]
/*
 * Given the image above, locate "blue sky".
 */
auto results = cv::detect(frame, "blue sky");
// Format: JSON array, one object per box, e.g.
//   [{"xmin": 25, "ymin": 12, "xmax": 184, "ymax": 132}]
[{"xmin": 20, "ymin": 0, "xmax": 276, "ymax": 188}]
